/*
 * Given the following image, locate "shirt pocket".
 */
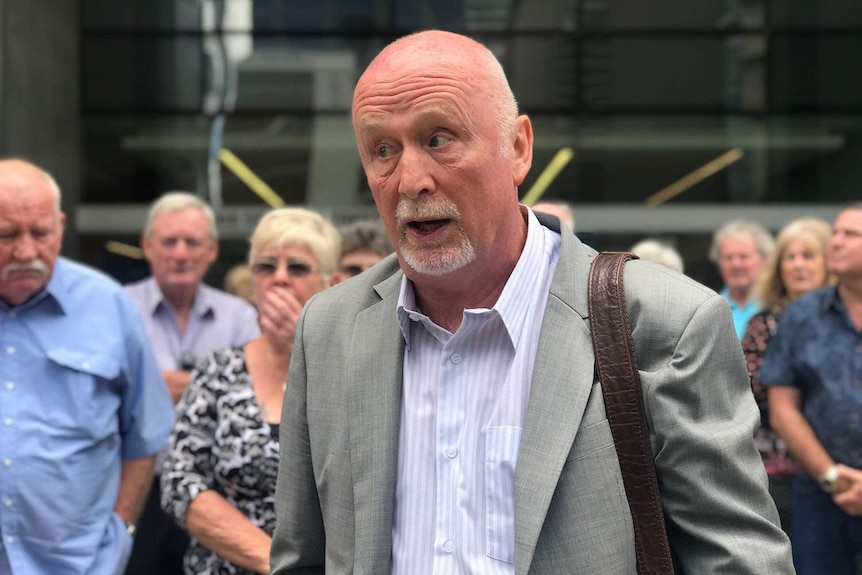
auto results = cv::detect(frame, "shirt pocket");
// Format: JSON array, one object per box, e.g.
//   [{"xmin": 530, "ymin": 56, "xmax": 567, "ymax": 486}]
[
  {"xmin": 485, "ymin": 425, "xmax": 522, "ymax": 564},
  {"xmin": 45, "ymin": 348, "xmax": 122, "ymax": 438}
]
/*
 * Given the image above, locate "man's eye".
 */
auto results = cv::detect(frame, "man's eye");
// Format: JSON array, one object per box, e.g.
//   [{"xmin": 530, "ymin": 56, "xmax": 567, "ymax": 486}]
[
  {"xmin": 377, "ymin": 145, "xmax": 393, "ymax": 158},
  {"xmin": 429, "ymin": 135, "xmax": 450, "ymax": 147}
]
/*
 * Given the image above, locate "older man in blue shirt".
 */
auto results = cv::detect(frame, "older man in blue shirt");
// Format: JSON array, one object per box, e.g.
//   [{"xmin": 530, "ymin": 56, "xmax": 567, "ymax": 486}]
[
  {"xmin": 709, "ymin": 219, "xmax": 775, "ymax": 339},
  {"xmin": 0, "ymin": 158, "xmax": 172, "ymax": 575}
]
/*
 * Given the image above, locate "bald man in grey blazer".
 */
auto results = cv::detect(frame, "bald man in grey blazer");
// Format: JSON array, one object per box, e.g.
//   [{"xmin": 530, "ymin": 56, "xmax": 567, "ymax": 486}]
[{"xmin": 271, "ymin": 30, "xmax": 794, "ymax": 575}]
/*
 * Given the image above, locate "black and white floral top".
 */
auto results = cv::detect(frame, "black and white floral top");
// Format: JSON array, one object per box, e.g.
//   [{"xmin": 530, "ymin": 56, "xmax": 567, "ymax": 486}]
[{"xmin": 161, "ymin": 347, "xmax": 280, "ymax": 575}]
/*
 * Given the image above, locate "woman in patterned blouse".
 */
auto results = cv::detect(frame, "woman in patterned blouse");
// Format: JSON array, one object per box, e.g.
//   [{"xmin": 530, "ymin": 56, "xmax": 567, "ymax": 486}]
[
  {"xmin": 742, "ymin": 217, "xmax": 834, "ymax": 534},
  {"xmin": 162, "ymin": 208, "xmax": 341, "ymax": 575}
]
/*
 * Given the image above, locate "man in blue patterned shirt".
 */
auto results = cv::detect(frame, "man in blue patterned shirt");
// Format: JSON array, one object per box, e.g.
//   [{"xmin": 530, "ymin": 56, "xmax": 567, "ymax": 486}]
[{"xmin": 761, "ymin": 203, "xmax": 862, "ymax": 575}]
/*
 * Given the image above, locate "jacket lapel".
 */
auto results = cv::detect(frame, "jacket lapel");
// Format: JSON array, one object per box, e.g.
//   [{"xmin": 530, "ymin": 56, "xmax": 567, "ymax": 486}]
[
  {"xmin": 348, "ymin": 271, "xmax": 405, "ymax": 574},
  {"xmin": 514, "ymin": 230, "xmax": 597, "ymax": 575}
]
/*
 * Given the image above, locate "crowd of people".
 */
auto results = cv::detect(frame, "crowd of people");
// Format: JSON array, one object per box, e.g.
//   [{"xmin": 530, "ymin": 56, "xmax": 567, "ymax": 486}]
[{"xmin": 1, "ymin": 28, "xmax": 860, "ymax": 575}]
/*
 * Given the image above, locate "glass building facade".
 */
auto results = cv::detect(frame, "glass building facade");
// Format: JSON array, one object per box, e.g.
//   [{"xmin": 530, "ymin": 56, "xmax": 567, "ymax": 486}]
[{"xmin": 9, "ymin": 0, "xmax": 862, "ymax": 286}]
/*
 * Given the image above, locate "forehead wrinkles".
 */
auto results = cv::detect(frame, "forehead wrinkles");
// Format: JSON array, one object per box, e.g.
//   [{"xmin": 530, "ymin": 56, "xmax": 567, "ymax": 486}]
[
  {"xmin": 0, "ymin": 173, "xmax": 52, "ymax": 203},
  {"xmin": 153, "ymin": 212, "xmax": 209, "ymax": 235},
  {"xmin": 354, "ymin": 72, "xmax": 478, "ymax": 123},
  {"xmin": 0, "ymin": 189, "xmax": 56, "ymax": 220}
]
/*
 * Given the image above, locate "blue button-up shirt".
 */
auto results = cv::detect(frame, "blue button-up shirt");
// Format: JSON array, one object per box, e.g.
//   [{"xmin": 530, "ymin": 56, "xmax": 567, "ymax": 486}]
[
  {"xmin": 0, "ymin": 258, "xmax": 172, "ymax": 575},
  {"xmin": 760, "ymin": 286, "xmax": 862, "ymax": 469}
]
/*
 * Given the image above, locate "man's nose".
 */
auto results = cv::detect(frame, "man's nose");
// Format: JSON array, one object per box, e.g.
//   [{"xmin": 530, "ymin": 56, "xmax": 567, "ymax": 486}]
[
  {"xmin": 397, "ymin": 148, "xmax": 434, "ymax": 200},
  {"xmin": 171, "ymin": 240, "xmax": 191, "ymax": 257},
  {"xmin": 12, "ymin": 233, "xmax": 37, "ymax": 260}
]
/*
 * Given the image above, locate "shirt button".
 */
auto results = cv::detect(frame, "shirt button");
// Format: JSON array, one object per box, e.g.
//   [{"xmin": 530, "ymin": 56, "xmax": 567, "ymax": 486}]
[
  {"xmin": 6, "ymin": 346, "xmax": 14, "ymax": 355},
  {"xmin": 82, "ymin": 361, "xmax": 90, "ymax": 370},
  {"xmin": 446, "ymin": 447, "xmax": 458, "ymax": 459},
  {"xmin": 5, "ymin": 382, "xmax": 13, "ymax": 391},
  {"xmin": 443, "ymin": 540, "xmax": 455, "ymax": 554},
  {"xmin": 6, "ymin": 536, "xmax": 14, "ymax": 544},
  {"xmin": 450, "ymin": 353, "xmax": 462, "ymax": 365},
  {"xmin": 3, "ymin": 418, "xmax": 13, "ymax": 426},
  {"xmin": 4, "ymin": 499, "xmax": 11, "ymax": 507},
  {"xmin": 3, "ymin": 459, "xmax": 11, "ymax": 467}
]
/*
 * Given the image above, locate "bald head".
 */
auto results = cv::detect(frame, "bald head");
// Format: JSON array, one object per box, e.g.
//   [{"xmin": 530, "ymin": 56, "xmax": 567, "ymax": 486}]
[
  {"xmin": 353, "ymin": 31, "xmax": 518, "ymax": 153},
  {"xmin": 0, "ymin": 159, "xmax": 62, "ymax": 212},
  {"xmin": 350, "ymin": 30, "xmax": 534, "ymax": 291}
]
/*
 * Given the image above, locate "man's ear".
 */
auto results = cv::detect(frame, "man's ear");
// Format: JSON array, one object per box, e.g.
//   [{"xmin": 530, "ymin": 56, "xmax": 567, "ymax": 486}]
[
  {"xmin": 207, "ymin": 238, "xmax": 219, "ymax": 266},
  {"xmin": 511, "ymin": 115, "xmax": 533, "ymax": 187}
]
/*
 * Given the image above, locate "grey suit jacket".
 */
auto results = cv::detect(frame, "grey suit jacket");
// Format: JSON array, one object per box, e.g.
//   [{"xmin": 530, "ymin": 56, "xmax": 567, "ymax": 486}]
[{"xmin": 271, "ymin": 220, "xmax": 795, "ymax": 574}]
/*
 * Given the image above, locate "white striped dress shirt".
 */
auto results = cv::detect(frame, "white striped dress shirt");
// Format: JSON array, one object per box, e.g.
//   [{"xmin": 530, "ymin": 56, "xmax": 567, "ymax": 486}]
[{"xmin": 392, "ymin": 208, "xmax": 561, "ymax": 575}]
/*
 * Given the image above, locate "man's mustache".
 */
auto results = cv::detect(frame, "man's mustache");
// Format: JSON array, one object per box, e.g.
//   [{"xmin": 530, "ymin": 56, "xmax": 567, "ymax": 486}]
[
  {"xmin": 1, "ymin": 259, "xmax": 50, "ymax": 280},
  {"xmin": 395, "ymin": 197, "xmax": 460, "ymax": 228}
]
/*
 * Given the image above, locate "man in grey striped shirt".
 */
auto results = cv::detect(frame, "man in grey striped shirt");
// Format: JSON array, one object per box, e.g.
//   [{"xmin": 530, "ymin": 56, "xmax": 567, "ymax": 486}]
[{"xmin": 271, "ymin": 30, "xmax": 794, "ymax": 575}]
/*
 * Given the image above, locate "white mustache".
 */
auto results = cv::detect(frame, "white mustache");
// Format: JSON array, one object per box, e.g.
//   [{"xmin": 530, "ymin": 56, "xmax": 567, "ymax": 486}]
[
  {"xmin": 395, "ymin": 197, "xmax": 460, "ymax": 228},
  {"xmin": 1, "ymin": 259, "xmax": 50, "ymax": 280}
]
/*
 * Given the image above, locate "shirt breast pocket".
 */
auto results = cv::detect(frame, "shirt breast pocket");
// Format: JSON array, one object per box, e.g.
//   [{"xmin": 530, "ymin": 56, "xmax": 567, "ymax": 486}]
[
  {"xmin": 485, "ymin": 425, "xmax": 522, "ymax": 564},
  {"xmin": 45, "ymin": 348, "xmax": 122, "ymax": 438}
]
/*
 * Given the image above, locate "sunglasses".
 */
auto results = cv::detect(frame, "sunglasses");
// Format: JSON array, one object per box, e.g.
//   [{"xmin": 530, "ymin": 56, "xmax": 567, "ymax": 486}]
[{"xmin": 251, "ymin": 259, "xmax": 318, "ymax": 278}]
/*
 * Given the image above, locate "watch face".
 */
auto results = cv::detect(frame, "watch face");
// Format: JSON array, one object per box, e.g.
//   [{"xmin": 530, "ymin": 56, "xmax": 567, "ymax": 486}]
[{"xmin": 819, "ymin": 466, "xmax": 840, "ymax": 493}]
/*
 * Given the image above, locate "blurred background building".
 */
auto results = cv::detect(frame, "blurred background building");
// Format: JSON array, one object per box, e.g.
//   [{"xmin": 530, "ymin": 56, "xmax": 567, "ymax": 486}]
[{"xmin": 1, "ymin": 0, "xmax": 860, "ymax": 288}]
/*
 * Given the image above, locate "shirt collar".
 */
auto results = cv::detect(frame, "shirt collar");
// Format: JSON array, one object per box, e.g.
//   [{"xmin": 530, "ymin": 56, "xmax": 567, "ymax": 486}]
[
  {"xmin": 720, "ymin": 287, "xmax": 758, "ymax": 312},
  {"xmin": 396, "ymin": 207, "xmax": 548, "ymax": 350},
  {"xmin": 42, "ymin": 257, "xmax": 71, "ymax": 313},
  {"xmin": 190, "ymin": 284, "xmax": 215, "ymax": 318},
  {"xmin": 0, "ymin": 257, "xmax": 69, "ymax": 315},
  {"xmin": 144, "ymin": 277, "xmax": 213, "ymax": 319},
  {"xmin": 824, "ymin": 285, "xmax": 844, "ymax": 313}
]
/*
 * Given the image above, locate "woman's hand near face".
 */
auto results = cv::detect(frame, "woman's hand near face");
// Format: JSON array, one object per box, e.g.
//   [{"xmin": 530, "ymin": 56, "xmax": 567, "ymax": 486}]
[{"xmin": 257, "ymin": 286, "xmax": 303, "ymax": 354}]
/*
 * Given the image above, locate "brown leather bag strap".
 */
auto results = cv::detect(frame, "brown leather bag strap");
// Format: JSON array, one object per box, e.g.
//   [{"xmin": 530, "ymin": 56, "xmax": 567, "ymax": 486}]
[{"xmin": 588, "ymin": 252, "xmax": 675, "ymax": 575}]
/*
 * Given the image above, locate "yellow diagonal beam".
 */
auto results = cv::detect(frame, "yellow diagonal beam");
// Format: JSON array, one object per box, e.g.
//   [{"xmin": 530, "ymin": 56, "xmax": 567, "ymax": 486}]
[
  {"xmin": 521, "ymin": 147, "xmax": 575, "ymax": 206},
  {"xmin": 218, "ymin": 148, "xmax": 285, "ymax": 208},
  {"xmin": 106, "ymin": 241, "xmax": 143, "ymax": 259},
  {"xmin": 646, "ymin": 148, "xmax": 744, "ymax": 207}
]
